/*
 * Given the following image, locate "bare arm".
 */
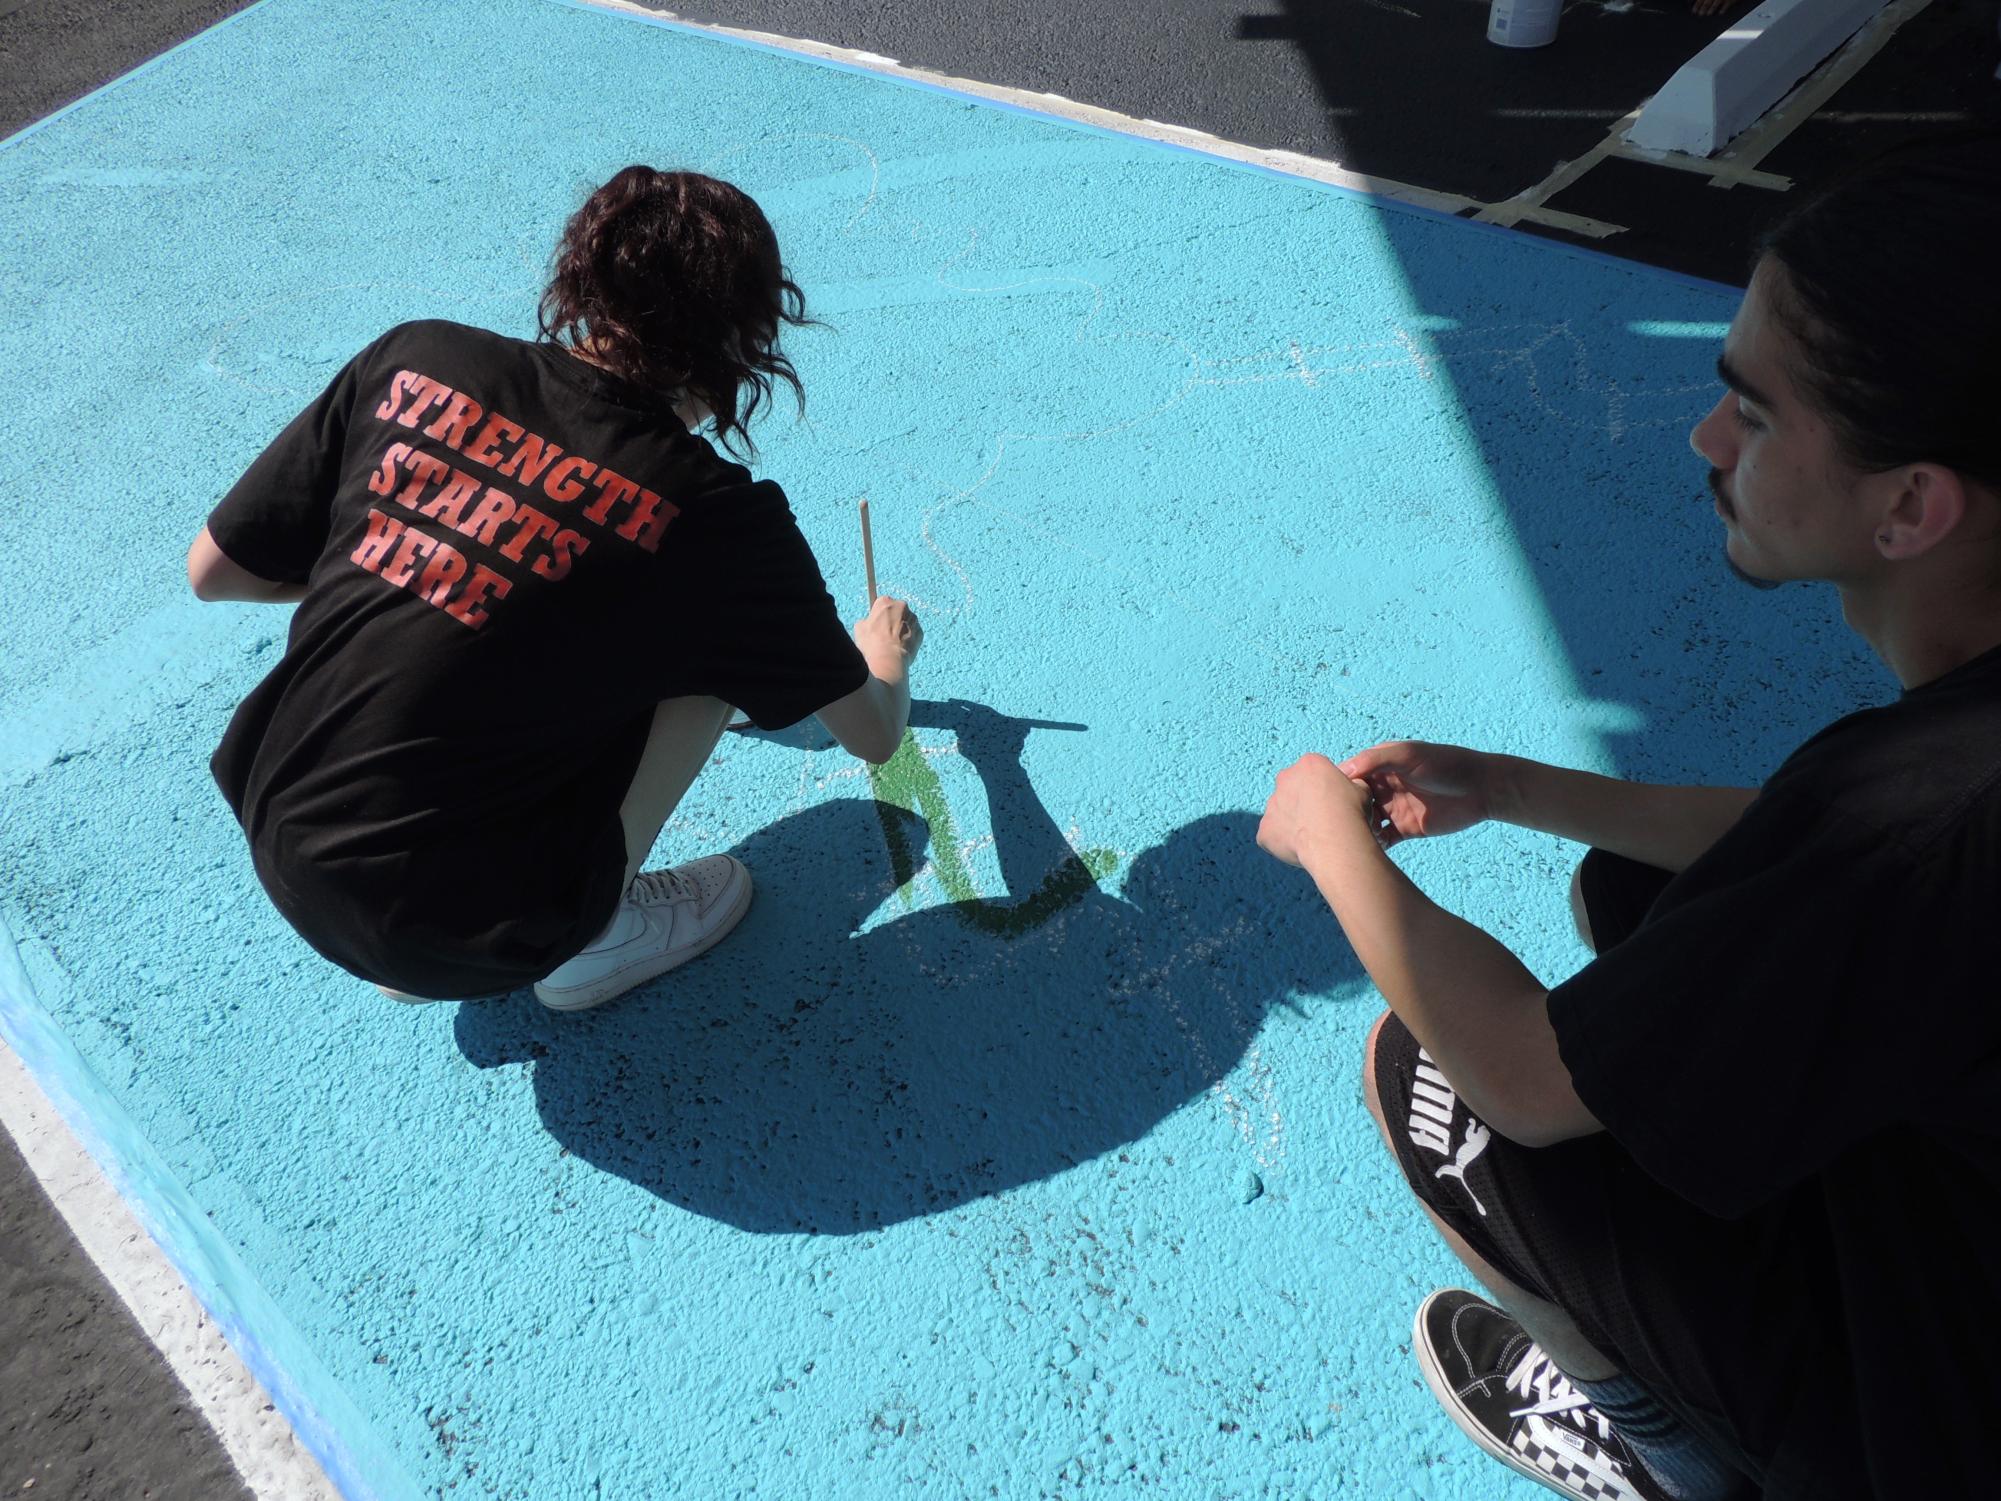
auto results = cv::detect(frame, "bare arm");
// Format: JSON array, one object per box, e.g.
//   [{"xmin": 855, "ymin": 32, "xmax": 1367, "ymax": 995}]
[
  {"xmin": 1261, "ymin": 755, "xmax": 1600, "ymax": 1147},
  {"xmin": 817, "ymin": 674, "xmax": 910, "ymax": 766},
  {"xmin": 1274, "ymin": 740, "xmax": 1756, "ymax": 1144},
  {"xmin": 1343, "ymin": 740, "xmax": 1756, "ymax": 875},
  {"xmin": 186, "ymin": 526, "xmax": 308, "ymax": 604},
  {"xmin": 814, "ymin": 596, "xmax": 921, "ymax": 765},
  {"xmin": 1488, "ymin": 755, "xmax": 1757, "ymax": 874}
]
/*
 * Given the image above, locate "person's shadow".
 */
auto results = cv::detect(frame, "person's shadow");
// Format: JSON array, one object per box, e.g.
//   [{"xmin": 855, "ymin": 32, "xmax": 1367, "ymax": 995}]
[{"xmin": 454, "ymin": 700, "xmax": 1368, "ymax": 1234}]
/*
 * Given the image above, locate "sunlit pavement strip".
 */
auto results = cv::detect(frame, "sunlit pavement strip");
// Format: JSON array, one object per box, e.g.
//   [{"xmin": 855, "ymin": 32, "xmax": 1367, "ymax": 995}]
[{"xmin": 0, "ymin": 0, "xmax": 1889, "ymax": 1496}]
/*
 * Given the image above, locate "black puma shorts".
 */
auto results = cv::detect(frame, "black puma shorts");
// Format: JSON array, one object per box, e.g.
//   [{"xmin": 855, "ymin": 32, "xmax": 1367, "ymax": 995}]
[{"xmin": 1370, "ymin": 848, "xmax": 1830, "ymax": 1492}]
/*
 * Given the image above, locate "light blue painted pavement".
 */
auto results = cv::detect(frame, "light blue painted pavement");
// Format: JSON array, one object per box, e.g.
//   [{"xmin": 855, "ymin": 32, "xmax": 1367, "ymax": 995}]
[{"xmin": 0, "ymin": 1, "xmax": 1890, "ymax": 1496}]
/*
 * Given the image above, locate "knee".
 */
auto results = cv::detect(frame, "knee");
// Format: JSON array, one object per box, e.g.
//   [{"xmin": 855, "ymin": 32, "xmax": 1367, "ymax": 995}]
[
  {"xmin": 1361, "ymin": 1010, "xmax": 1396, "ymax": 1153},
  {"xmin": 1568, "ymin": 859, "xmax": 1597, "ymax": 953}
]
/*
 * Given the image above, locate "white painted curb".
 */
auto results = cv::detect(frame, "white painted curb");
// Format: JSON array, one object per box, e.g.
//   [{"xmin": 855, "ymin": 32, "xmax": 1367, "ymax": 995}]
[{"xmin": 1627, "ymin": 0, "xmax": 1890, "ymax": 156}]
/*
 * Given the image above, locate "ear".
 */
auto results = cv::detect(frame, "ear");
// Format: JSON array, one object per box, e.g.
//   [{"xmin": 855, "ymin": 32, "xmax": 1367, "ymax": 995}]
[{"xmin": 1874, "ymin": 464, "xmax": 1968, "ymax": 561}]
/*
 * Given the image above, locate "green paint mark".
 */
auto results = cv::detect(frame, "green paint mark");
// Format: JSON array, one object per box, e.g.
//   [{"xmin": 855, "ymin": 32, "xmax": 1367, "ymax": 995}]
[{"xmin": 866, "ymin": 731, "xmax": 1116, "ymax": 937}]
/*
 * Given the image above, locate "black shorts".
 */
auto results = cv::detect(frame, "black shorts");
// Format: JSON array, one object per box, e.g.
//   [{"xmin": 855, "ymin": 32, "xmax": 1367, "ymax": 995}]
[
  {"xmin": 251, "ymin": 822, "xmax": 626, "ymax": 1000},
  {"xmin": 1372, "ymin": 849, "xmax": 1831, "ymax": 1491}
]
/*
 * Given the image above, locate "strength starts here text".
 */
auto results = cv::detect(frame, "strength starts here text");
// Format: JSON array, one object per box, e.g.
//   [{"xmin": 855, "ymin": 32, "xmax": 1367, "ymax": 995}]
[{"xmin": 352, "ymin": 370, "xmax": 683, "ymax": 629}]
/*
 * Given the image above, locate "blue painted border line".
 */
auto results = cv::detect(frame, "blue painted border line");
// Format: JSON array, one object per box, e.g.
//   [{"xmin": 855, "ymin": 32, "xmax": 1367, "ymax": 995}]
[
  {"xmin": 0, "ymin": 0, "xmax": 283, "ymax": 153},
  {"xmin": 546, "ymin": 0, "xmax": 1747, "ymax": 300},
  {"xmin": 0, "ymin": 907, "xmax": 424, "ymax": 1501}
]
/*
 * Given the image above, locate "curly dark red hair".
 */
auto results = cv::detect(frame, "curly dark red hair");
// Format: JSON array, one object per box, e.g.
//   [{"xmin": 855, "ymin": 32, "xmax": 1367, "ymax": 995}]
[{"xmin": 538, "ymin": 166, "xmax": 815, "ymax": 455}]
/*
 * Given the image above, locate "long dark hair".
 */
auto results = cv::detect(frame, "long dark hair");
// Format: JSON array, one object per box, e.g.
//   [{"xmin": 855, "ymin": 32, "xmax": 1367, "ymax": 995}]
[
  {"xmin": 1756, "ymin": 130, "xmax": 2001, "ymax": 492},
  {"xmin": 538, "ymin": 166, "xmax": 817, "ymax": 456}
]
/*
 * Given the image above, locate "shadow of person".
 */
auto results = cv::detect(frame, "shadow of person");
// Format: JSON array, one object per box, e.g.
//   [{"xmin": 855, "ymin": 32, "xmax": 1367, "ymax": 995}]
[{"xmin": 454, "ymin": 701, "xmax": 1368, "ymax": 1234}]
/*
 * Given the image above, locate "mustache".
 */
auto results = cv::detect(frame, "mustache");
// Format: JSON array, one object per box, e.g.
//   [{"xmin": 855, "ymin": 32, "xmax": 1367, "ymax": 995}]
[{"xmin": 1706, "ymin": 469, "xmax": 1781, "ymax": 589}]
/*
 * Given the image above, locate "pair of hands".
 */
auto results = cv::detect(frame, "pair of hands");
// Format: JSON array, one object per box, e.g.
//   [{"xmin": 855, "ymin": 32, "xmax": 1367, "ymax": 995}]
[{"xmin": 1256, "ymin": 741, "xmax": 1497, "ymax": 870}]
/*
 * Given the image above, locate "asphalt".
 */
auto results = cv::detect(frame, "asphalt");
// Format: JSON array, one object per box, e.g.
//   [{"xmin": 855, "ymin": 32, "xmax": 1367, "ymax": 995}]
[
  {"xmin": 0, "ymin": 1127, "xmax": 255, "ymax": 1501},
  {"xmin": 0, "ymin": 0, "xmax": 255, "ymax": 141},
  {"xmin": 1, "ymin": 0, "xmax": 1994, "ymax": 1496},
  {"xmin": 657, "ymin": 0, "xmax": 2001, "ymax": 285}
]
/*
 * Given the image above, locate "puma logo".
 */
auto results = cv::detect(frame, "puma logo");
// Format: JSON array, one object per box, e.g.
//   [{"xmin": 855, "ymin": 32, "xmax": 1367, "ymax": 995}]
[
  {"xmin": 1406, "ymin": 1050, "xmax": 1492, "ymax": 1216},
  {"xmin": 1406, "ymin": 1051, "xmax": 1459, "ymax": 1156},
  {"xmin": 1433, "ymin": 1119, "xmax": 1491, "ymax": 1217}
]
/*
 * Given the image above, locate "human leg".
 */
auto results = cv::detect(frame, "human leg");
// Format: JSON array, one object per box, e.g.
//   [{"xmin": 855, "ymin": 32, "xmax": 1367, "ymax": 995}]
[
  {"xmin": 1363, "ymin": 1012, "xmax": 1617, "ymax": 1378},
  {"xmin": 1569, "ymin": 861, "xmax": 1597, "ymax": 953},
  {"xmin": 616, "ymin": 695, "xmax": 737, "ymax": 887},
  {"xmin": 1365, "ymin": 1011, "xmax": 1751, "ymax": 1500},
  {"xmin": 1570, "ymin": 848, "xmax": 1676, "ymax": 955},
  {"xmin": 375, "ymin": 982, "xmax": 445, "ymax": 1003},
  {"xmin": 533, "ymin": 696, "xmax": 751, "ymax": 1011}
]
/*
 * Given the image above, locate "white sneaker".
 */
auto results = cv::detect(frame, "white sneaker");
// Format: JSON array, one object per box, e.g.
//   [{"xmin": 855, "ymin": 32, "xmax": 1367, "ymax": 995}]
[{"xmin": 533, "ymin": 855, "xmax": 753, "ymax": 1012}]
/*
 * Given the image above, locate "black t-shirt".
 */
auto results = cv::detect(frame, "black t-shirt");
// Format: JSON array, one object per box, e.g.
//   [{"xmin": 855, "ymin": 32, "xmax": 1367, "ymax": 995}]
[
  {"xmin": 208, "ymin": 320, "xmax": 867, "ymax": 996},
  {"xmin": 1549, "ymin": 644, "xmax": 2001, "ymax": 1497}
]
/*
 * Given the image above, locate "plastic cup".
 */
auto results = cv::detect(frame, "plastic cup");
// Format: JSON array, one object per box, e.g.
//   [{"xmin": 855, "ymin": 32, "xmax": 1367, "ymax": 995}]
[{"xmin": 1487, "ymin": 0, "xmax": 1562, "ymax": 47}]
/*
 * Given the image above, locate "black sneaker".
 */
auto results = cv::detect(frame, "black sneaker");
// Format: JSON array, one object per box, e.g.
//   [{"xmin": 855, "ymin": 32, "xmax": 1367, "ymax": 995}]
[{"xmin": 1413, "ymin": 1288, "xmax": 1668, "ymax": 1501}]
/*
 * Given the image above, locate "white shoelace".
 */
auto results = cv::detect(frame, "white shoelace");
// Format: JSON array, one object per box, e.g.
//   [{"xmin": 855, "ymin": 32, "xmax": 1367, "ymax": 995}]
[
  {"xmin": 629, "ymin": 868, "xmax": 696, "ymax": 906},
  {"xmin": 1505, "ymin": 1343, "xmax": 1613, "ymax": 1442}
]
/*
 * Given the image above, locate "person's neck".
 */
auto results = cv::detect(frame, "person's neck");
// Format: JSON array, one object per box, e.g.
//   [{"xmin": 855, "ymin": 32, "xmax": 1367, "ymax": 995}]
[
  {"xmin": 1840, "ymin": 576, "xmax": 2001, "ymax": 689},
  {"xmin": 565, "ymin": 339, "xmax": 708, "ymax": 429}
]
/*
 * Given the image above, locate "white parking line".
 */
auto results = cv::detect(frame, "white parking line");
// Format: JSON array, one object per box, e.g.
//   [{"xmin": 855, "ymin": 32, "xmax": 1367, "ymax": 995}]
[
  {"xmin": 0, "ymin": 1036, "xmax": 342, "ymax": 1501},
  {"xmin": 574, "ymin": 0, "xmax": 1631, "ymax": 236}
]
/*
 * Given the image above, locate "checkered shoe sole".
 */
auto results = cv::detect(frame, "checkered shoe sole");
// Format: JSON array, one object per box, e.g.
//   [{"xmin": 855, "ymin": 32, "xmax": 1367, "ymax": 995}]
[
  {"xmin": 1412, "ymin": 1291, "xmax": 1659, "ymax": 1501},
  {"xmin": 1509, "ymin": 1415, "xmax": 1652, "ymax": 1501}
]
